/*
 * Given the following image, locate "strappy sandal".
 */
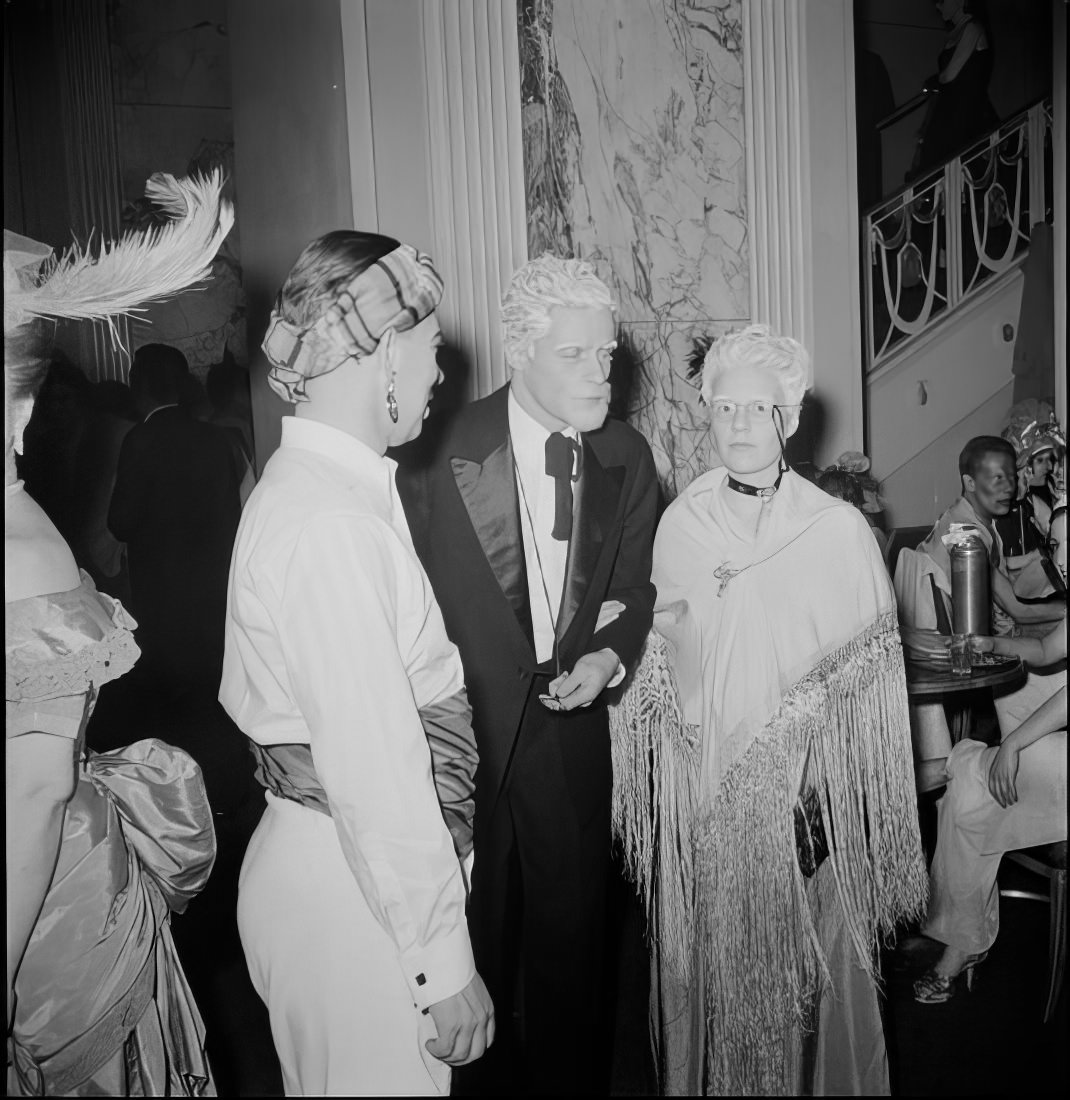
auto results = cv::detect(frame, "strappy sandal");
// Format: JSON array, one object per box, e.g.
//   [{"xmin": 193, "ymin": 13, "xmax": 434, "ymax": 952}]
[{"xmin": 913, "ymin": 950, "xmax": 988, "ymax": 1003}]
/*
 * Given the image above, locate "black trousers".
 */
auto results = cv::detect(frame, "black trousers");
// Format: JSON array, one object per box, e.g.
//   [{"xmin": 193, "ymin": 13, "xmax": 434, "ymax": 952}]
[{"xmin": 456, "ymin": 692, "xmax": 613, "ymax": 1096}]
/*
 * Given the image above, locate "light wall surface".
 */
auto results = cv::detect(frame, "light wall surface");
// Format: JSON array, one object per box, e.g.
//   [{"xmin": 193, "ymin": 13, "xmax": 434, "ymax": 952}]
[
  {"xmin": 227, "ymin": 0, "xmax": 354, "ymax": 472},
  {"xmin": 869, "ymin": 271, "xmax": 1024, "ymax": 527}
]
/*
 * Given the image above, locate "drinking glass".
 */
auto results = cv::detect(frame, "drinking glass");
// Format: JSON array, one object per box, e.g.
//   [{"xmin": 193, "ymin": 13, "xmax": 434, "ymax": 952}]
[{"xmin": 949, "ymin": 634, "xmax": 973, "ymax": 678}]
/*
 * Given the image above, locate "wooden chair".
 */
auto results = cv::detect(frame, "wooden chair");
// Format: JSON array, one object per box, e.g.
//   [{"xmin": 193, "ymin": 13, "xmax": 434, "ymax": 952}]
[
  {"xmin": 884, "ymin": 524, "xmax": 937, "ymax": 578},
  {"xmin": 1000, "ymin": 841, "xmax": 1067, "ymax": 1022}
]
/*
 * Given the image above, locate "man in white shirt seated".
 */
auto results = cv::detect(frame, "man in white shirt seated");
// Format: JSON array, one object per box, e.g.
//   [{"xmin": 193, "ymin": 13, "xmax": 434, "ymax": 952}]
[{"xmin": 911, "ymin": 435, "xmax": 1063, "ymax": 636}]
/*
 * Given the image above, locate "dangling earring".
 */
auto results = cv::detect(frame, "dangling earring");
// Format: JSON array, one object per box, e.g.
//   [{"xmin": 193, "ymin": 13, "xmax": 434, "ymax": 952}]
[{"xmin": 386, "ymin": 377, "xmax": 399, "ymax": 424}]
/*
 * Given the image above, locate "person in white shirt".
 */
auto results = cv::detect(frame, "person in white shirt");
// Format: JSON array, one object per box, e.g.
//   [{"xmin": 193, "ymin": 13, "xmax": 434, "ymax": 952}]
[{"xmin": 219, "ymin": 231, "xmax": 493, "ymax": 1096}]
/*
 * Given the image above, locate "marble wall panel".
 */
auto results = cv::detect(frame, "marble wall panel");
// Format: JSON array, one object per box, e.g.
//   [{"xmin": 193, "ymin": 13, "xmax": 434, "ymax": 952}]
[
  {"xmin": 617, "ymin": 320, "xmax": 732, "ymax": 496},
  {"xmin": 519, "ymin": 0, "xmax": 749, "ymax": 496}
]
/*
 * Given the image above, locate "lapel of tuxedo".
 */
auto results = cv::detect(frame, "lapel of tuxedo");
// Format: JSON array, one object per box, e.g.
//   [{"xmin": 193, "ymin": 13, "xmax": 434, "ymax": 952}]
[
  {"xmin": 450, "ymin": 434, "xmax": 535, "ymax": 654},
  {"xmin": 556, "ymin": 438, "xmax": 625, "ymax": 645}
]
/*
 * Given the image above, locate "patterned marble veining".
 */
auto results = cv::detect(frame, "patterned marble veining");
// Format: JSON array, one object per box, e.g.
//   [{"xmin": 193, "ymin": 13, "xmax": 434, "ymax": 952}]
[
  {"xmin": 519, "ymin": 0, "xmax": 749, "ymax": 495},
  {"xmin": 617, "ymin": 321, "xmax": 731, "ymax": 497}
]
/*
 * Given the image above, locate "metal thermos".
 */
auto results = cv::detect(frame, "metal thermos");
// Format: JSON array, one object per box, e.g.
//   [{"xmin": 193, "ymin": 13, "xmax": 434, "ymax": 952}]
[{"xmin": 950, "ymin": 535, "xmax": 990, "ymax": 635}]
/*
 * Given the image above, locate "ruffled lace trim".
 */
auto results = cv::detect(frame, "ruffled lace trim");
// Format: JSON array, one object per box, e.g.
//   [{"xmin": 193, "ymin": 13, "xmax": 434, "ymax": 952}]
[{"xmin": 6, "ymin": 578, "xmax": 141, "ymax": 703}]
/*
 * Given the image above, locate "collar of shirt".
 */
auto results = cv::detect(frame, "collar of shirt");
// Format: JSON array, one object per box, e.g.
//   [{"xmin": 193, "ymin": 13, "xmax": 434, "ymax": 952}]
[
  {"xmin": 949, "ymin": 495, "xmax": 1006, "ymax": 569},
  {"xmin": 507, "ymin": 389, "xmax": 579, "ymax": 489},
  {"xmin": 280, "ymin": 415, "xmax": 397, "ymax": 496}
]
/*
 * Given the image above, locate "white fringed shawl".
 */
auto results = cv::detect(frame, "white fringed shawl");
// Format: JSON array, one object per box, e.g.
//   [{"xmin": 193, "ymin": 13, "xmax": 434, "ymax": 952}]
[{"xmin": 610, "ymin": 469, "xmax": 928, "ymax": 1095}]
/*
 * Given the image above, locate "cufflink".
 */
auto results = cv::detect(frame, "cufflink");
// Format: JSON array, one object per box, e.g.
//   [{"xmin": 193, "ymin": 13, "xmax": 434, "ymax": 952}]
[{"xmin": 416, "ymin": 972, "xmax": 427, "ymax": 986}]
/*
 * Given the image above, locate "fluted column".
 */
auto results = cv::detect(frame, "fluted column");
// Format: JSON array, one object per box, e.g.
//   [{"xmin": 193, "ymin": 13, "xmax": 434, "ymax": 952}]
[
  {"xmin": 742, "ymin": 0, "xmax": 863, "ymax": 463},
  {"xmin": 742, "ymin": 0, "xmax": 812, "ymax": 346},
  {"xmin": 421, "ymin": 0, "xmax": 528, "ymax": 399}
]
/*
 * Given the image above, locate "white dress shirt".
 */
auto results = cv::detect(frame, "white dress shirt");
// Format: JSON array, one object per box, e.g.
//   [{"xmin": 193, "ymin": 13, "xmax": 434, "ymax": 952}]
[
  {"xmin": 508, "ymin": 392, "xmax": 625, "ymax": 687},
  {"xmin": 220, "ymin": 416, "xmax": 473, "ymax": 1010},
  {"xmin": 508, "ymin": 391, "xmax": 578, "ymax": 663}
]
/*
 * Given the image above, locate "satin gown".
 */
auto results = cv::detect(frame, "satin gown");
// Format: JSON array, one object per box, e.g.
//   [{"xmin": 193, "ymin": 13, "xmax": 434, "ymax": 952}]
[{"xmin": 6, "ymin": 571, "xmax": 216, "ymax": 1096}]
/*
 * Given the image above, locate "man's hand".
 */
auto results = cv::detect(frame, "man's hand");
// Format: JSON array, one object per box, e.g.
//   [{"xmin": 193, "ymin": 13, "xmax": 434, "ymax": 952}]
[
  {"xmin": 547, "ymin": 649, "xmax": 620, "ymax": 711},
  {"xmin": 988, "ymin": 741, "xmax": 1021, "ymax": 808},
  {"xmin": 425, "ymin": 973, "xmax": 495, "ymax": 1066}
]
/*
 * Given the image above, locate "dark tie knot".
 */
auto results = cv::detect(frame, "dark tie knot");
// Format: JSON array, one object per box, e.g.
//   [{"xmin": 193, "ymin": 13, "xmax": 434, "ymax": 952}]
[
  {"xmin": 544, "ymin": 432, "xmax": 581, "ymax": 541},
  {"xmin": 545, "ymin": 432, "xmax": 581, "ymax": 481}
]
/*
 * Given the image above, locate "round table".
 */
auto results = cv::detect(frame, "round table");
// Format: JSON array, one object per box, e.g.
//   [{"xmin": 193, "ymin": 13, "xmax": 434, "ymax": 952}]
[
  {"xmin": 905, "ymin": 654, "xmax": 1026, "ymax": 700},
  {"xmin": 905, "ymin": 654, "xmax": 1026, "ymax": 746}
]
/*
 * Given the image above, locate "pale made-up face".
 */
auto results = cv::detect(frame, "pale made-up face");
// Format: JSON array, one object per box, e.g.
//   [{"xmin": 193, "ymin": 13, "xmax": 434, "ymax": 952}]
[
  {"xmin": 963, "ymin": 451, "xmax": 1016, "ymax": 518},
  {"xmin": 388, "ymin": 314, "xmax": 445, "ymax": 446},
  {"xmin": 707, "ymin": 363, "xmax": 797, "ymax": 482},
  {"xmin": 1029, "ymin": 450, "xmax": 1055, "ymax": 485},
  {"xmin": 514, "ymin": 306, "xmax": 617, "ymax": 433}
]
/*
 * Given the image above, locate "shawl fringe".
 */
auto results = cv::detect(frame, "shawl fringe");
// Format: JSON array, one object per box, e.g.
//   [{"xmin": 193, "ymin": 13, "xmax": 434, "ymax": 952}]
[{"xmin": 610, "ymin": 611, "xmax": 928, "ymax": 1096}]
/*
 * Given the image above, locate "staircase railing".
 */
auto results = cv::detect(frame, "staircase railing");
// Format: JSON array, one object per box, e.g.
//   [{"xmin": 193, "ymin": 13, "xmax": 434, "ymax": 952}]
[{"xmin": 862, "ymin": 97, "xmax": 1053, "ymax": 373}]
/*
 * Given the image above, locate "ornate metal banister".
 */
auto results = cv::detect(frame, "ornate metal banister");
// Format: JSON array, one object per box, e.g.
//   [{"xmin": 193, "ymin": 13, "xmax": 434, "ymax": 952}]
[{"xmin": 863, "ymin": 97, "xmax": 1053, "ymax": 373}]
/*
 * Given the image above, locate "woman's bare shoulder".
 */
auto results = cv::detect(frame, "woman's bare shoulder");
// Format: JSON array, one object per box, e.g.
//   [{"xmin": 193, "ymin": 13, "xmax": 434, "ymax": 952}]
[{"xmin": 5, "ymin": 490, "xmax": 81, "ymax": 603}]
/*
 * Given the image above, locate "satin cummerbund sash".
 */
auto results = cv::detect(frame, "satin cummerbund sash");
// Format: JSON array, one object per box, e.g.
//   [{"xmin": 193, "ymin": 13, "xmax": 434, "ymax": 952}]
[{"xmin": 248, "ymin": 740, "xmax": 332, "ymax": 817}]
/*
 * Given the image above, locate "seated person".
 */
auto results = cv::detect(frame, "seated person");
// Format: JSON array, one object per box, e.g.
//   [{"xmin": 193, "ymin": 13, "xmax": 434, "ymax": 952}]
[
  {"xmin": 816, "ymin": 461, "xmax": 887, "ymax": 555},
  {"xmin": 911, "ymin": 436, "xmax": 1063, "ymax": 637},
  {"xmin": 997, "ymin": 407, "xmax": 1065, "ymax": 592},
  {"xmin": 914, "ymin": 620, "xmax": 1067, "ymax": 1002}
]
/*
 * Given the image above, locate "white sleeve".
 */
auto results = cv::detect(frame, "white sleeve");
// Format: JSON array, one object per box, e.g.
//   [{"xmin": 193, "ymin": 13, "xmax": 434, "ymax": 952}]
[{"xmin": 277, "ymin": 513, "xmax": 474, "ymax": 1010}]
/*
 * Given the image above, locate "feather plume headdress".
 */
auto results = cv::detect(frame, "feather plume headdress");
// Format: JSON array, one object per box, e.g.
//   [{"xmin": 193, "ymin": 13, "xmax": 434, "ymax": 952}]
[
  {"xmin": 1002, "ymin": 399, "xmax": 1065, "ymax": 467},
  {"xmin": 4, "ymin": 169, "xmax": 234, "ymax": 343}
]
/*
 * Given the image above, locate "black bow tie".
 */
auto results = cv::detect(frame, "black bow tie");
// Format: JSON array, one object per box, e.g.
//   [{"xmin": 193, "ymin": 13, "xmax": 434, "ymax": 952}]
[{"xmin": 545, "ymin": 432, "xmax": 582, "ymax": 541}]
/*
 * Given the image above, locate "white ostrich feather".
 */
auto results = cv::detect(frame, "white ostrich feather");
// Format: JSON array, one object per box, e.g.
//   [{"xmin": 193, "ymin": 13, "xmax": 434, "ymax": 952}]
[{"xmin": 5, "ymin": 169, "xmax": 234, "ymax": 332}]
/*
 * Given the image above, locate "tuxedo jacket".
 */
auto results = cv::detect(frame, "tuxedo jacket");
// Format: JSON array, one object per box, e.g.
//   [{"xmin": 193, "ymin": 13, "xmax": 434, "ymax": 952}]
[{"xmin": 398, "ymin": 385, "xmax": 659, "ymax": 813}]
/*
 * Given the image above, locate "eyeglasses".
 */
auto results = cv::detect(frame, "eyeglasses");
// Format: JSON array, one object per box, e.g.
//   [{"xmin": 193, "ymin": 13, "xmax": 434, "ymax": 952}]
[{"xmin": 704, "ymin": 399, "xmax": 801, "ymax": 422}]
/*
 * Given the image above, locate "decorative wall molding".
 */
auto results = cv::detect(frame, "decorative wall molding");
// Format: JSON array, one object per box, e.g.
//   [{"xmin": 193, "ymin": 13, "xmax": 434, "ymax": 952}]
[{"xmin": 421, "ymin": 0, "xmax": 528, "ymax": 400}]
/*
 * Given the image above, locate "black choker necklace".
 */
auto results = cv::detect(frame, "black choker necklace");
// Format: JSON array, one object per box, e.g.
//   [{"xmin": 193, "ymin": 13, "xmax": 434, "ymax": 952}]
[{"xmin": 726, "ymin": 469, "xmax": 784, "ymax": 500}]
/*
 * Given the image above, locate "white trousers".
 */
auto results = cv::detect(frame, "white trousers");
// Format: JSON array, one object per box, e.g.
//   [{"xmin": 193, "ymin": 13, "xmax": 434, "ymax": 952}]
[
  {"xmin": 237, "ymin": 792, "xmax": 450, "ymax": 1097},
  {"xmin": 925, "ymin": 731, "xmax": 1067, "ymax": 954}
]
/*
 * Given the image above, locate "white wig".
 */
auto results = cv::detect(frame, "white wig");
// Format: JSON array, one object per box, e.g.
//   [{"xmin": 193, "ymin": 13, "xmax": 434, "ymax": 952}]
[
  {"xmin": 701, "ymin": 323, "xmax": 812, "ymax": 408},
  {"xmin": 501, "ymin": 253, "xmax": 615, "ymax": 371}
]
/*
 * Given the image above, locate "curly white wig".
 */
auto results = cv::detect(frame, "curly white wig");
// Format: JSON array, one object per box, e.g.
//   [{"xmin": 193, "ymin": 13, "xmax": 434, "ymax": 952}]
[
  {"xmin": 501, "ymin": 254, "xmax": 615, "ymax": 370},
  {"xmin": 701, "ymin": 323, "xmax": 812, "ymax": 408}
]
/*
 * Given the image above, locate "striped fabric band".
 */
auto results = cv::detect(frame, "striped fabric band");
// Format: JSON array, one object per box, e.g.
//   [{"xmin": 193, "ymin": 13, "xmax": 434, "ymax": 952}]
[{"xmin": 263, "ymin": 243, "xmax": 443, "ymax": 404}]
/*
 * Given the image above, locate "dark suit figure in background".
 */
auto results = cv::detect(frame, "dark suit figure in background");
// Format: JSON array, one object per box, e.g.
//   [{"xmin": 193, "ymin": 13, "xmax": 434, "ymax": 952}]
[
  {"xmin": 399, "ymin": 256, "xmax": 659, "ymax": 1094},
  {"xmin": 108, "ymin": 343, "xmax": 242, "ymax": 695}
]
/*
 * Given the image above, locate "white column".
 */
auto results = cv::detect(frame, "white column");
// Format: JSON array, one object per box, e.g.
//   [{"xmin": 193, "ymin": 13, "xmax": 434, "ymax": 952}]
[
  {"xmin": 742, "ymin": 0, "xmax": 812, "ymax": 345},
  {"xmin": 421, "ymin": 0, "xmax": 528, "ymax": 399},
  {"xmin": 742, "ymin": 0, "xmax": 864, "ymax": 464}
]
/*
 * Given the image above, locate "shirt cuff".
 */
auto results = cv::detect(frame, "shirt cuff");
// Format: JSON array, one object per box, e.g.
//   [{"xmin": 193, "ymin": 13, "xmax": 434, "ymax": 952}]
[
  {"xmin": 606, "ymin": 652, "xmax": 626, "ymax": 689},
  {"xmin": 400, "ymin": 922, "xmax": 476, "ymax": 1011}
]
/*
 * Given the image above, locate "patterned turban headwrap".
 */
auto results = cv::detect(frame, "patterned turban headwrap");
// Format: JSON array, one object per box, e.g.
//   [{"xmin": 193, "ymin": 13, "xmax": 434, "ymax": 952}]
[{"xmin": 262, "ymin": 243, "xmax": 443, "ymax": 404}]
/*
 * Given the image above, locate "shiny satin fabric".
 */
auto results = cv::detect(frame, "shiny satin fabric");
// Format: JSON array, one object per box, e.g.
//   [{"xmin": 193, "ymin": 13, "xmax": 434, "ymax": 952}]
[
  {"xmin": 10, "ymin": 740, "xmax": 216, "ymax": 1096},
  {"xmin": 248, "ymin": 688, "xmax": 478, "ymax": 860}
]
